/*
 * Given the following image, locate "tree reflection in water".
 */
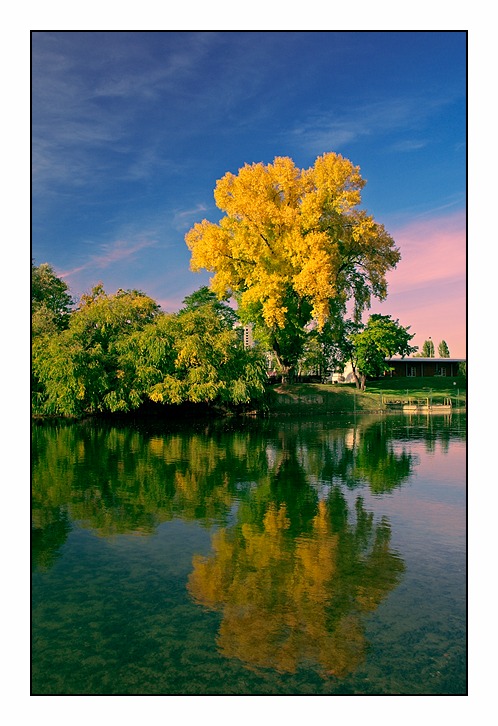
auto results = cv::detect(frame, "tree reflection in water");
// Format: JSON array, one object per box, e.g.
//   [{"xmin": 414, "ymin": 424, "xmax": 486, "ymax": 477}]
[
  {"xmin": 188, "ymin": 490, "xmax": 404, "ymax": 678},
  {"xmin": 31, "ymin": 413, "xmax": 466, "ymax": 692}
]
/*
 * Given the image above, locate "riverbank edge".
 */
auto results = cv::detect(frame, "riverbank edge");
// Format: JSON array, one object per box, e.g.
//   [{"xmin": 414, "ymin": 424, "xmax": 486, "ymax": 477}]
[{"xmin": 31, "ymin": 381, "xmax": 467, "ymax": 422}]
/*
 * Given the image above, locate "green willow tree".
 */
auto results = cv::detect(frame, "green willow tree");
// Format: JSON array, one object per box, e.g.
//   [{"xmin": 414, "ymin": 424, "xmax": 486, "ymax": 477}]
[
  {"xmin": 185, "ymin": 153, "xmax": 401, "ymax": 382},
  {"xmin": 32, "ymin": 285, "xmax": 161, "ymax": 416},
  {"xmin": 142, "ymin": 305, "xmax": 267, "ymax": 406},
  {"xmin": 32, "ymin": 281, "xmax": 268, "ymax": 417}
]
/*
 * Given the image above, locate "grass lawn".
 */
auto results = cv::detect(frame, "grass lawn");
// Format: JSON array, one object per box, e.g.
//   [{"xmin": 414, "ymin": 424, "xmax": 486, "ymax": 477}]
[
  {"xmin": 365, "ymin": 375, "xmax": 467, "ymax": 404},
  {"xmin": 266, "ymin": 376, "xmax": 466, "ymax": 414}
]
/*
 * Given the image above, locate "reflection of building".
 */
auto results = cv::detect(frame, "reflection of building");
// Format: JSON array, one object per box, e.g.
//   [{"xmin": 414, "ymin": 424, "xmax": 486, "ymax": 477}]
[{"xmin": 385, "ymin": 358, "xmax": 465, "ymax": 378}]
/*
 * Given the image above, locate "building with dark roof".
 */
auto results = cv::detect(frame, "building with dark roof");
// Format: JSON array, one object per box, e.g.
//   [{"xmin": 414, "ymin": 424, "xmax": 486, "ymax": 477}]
[{"xmin": 385, "ymin": 357, "xmax": 465, "ymax": 378}]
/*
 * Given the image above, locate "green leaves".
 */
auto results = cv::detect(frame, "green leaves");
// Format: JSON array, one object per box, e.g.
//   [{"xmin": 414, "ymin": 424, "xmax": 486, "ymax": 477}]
[
  {"xmin": 349, "ymin": 314, "xmax": 417, "ymax": 389},
  {"xmin": 32, "ymin": 261, "xmax": 73, "ymax": 332},
  {"xmin": 32, "ymin": 284, "xmax": 267, "ymax": 417}
]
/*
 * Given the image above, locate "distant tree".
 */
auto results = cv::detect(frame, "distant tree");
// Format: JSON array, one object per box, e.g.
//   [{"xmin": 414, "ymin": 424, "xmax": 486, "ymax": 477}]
[
  {"xmin": 349, "ymin": 314, "xmax": 417, "ymax": 390},
  {"xmin": 438, "ymin": 340, "xmax": 450, "ymax": 358},
  {"xmin": 32, "ymin": 261, "xmax": 73, "ymax": 333},
  {"xmin": 421, "ymin": 339, "xmax": 435, "ymax": 358}
]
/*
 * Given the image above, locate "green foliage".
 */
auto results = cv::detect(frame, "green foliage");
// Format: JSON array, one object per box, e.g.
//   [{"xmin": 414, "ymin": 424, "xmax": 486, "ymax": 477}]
[
  {"xmin": 147, "ymin": 306, "xmax": 267, "ymax": 406},
  {"xmin": 438, "ymin": 340, "xmax": 450, "ymax": 358},
  {"xmin": 242, "ymin": 285, "xmax": 313, "ymax": 380},
  {"xmin": 180, "ymin": 285, "xmax": 239, "ymax": 329},
  {"xmin": 298, "ymin": 306, "xmax": 355, "ymax": 379},
  {"xmin": 32, "ymin": 261, "xmax": 73, "ymax": 333},
  {"xmin": 32, "ymin": 286, "xmax": 162, "ymax": 416},
  {"xmin": 32, "ymin": 281, "xmax": 268, "ymax": 417},
  {"xmin": 421, "ymin": 339, "xmax": 435, "ymax": 358},
  {"xmin": 349, "ymin": 314, "xmax": 417, "ymax": 390}
]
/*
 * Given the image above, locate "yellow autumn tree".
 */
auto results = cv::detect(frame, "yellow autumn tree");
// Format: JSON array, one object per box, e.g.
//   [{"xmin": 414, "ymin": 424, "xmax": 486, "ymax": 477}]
[{"xmin": 185, "ymin": 153, "xmax": 400, "ymax": 379}]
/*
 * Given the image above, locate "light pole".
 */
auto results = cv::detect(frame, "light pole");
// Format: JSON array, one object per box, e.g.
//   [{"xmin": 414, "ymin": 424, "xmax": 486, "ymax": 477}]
[{"xmin": 453, "ymin": 381, "xmax": 459, "ymax": 407}]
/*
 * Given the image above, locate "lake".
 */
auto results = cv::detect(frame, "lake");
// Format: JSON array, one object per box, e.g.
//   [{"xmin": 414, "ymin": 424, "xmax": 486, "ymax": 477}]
[{"xmin": 32, "ymin": 412, "xmax": 466, "ymax": 695}]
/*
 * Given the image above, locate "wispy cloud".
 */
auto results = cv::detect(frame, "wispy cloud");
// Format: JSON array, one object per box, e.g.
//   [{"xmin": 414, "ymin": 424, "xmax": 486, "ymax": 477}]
[
  {"xmin": 172, "ymin": 203, "xmax": 209, "ymax": 230},
  {"xmin": 31, "ymin": 32, "xmax": 221, "ymax": 194},
  {"xmin": 292, "ymin": 96, "xmax": 451, "ymax": 154},
  {"xmin": 388, "ymin": 139, "xmax": 428, "ymax": 152},
  {"xmin": 60, "ymin": 237, "xmax": 158, "ymax": 280}
]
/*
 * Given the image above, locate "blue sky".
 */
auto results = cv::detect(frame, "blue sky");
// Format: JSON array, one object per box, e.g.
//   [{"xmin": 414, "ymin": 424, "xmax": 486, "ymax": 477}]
[{"xmin": 31, "ymin": 30, "xmax": 466, "ymax": 355}]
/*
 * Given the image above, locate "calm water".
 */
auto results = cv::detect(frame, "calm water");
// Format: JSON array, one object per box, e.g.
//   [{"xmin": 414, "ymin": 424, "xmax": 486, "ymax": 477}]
[{"xmin": 32, "ymin": 412, "xmax": 466, "ymax": 695}]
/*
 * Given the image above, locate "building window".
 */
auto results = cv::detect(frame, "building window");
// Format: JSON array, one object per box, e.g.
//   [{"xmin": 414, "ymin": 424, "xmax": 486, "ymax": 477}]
[{"xmin": 408, "ymin": 366, "xmax": 417, "ymax": 377}]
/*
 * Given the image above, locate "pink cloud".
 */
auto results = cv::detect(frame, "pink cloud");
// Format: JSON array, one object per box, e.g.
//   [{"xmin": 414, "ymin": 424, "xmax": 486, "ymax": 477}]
[
  {"xmin": 387, "ymin": 211, "xmax": 466, "ymax": 292},
  {"xmin": 369, "ymin": 210, "xmax": 466, "ymax": 358},
  {"xmin": 60, "ymin": 237, "xmax": 158, "ymax": 280}
]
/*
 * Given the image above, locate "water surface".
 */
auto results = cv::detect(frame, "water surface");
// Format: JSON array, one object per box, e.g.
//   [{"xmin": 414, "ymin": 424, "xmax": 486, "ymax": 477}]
[{"xmin": 32, "ymin": 412, "xmax": 466, "ymax": 694}]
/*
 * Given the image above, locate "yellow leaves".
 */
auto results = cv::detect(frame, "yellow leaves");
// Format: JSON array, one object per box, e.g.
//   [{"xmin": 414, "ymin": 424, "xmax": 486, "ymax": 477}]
[
  {"xmin": 185, "ymin": 219, "xmax": 230, "ymax": 273},
  {"xmin": 311, "ymin": 152, "xmax": 364, "ymax": 213},
  {"xmin": 262, "ymin": 297, "xmax": 288, "ymax": 329},
  {"xmin": 185, "ymin": 152, "xmax": 399, "ymax": 359},
  {"xmin": 293, "ymin": 241, "xmax": 338, "ymax": 328},
  {"xmin": 149, "ymin": 387, "xmax": 164, "ymax": 403}
]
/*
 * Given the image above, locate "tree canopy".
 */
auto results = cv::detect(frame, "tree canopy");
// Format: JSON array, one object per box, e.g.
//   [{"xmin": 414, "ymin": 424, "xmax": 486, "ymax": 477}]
[
  {"xmin": 32, "ymin": 282, "xmax": 267, "ymax": 417},
  {"xmin": 421, "ymin": 339, "xmax": 435, "ymax": 358},
  {"xmin": 32, "ymin": 261, "xmax": 73, "ymax": 333},
  {"xmin": 180, "ymin": 285, "xmax": 238, "ymax": 329},
  {"xmin": 349, "ymin": 314, "xmax": 417, "ymax": 390},
  {"xmin": 438, "ymin": 340, "xmax": 450, "ymax": 358},
  {"xmin": 185, "ymin": 153, "xmax": 400, "ymax": 379}
]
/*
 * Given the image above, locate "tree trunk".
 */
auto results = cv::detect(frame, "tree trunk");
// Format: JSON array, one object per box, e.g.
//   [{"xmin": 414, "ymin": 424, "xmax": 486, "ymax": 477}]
[
  {"xmin": 280, "ymin": 365, "xmax": 294, "ymax": 384},
  {"xmin": 350, "ymin": 364, "xmax": 362, "ymax": 390},
  {"xmin": 273, "ymin": 346, "xmax": 295, "ymax": 385}
]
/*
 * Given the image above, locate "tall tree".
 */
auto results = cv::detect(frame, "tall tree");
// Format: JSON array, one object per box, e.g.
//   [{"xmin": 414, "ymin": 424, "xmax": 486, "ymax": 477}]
[
  {"xmin": 421, "ymin": 339, "xmax": 435, "ymax": 358},
  {"xmin": 349, "ymin": 314, "xmax": 417, "ymax": 390},
  {"xmin": 438, "ymin": 340, "xmax": 450, "ymax": 358},
  {"xmin": 185, "ymin": 153, "xmax": 400, "ymax": 381}
]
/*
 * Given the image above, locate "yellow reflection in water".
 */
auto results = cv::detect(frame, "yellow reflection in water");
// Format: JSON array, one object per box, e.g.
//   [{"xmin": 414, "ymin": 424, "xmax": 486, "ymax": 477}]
[{"xmin": 188, "ymin": 497, "xmax": 404, "ymax": 678}]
